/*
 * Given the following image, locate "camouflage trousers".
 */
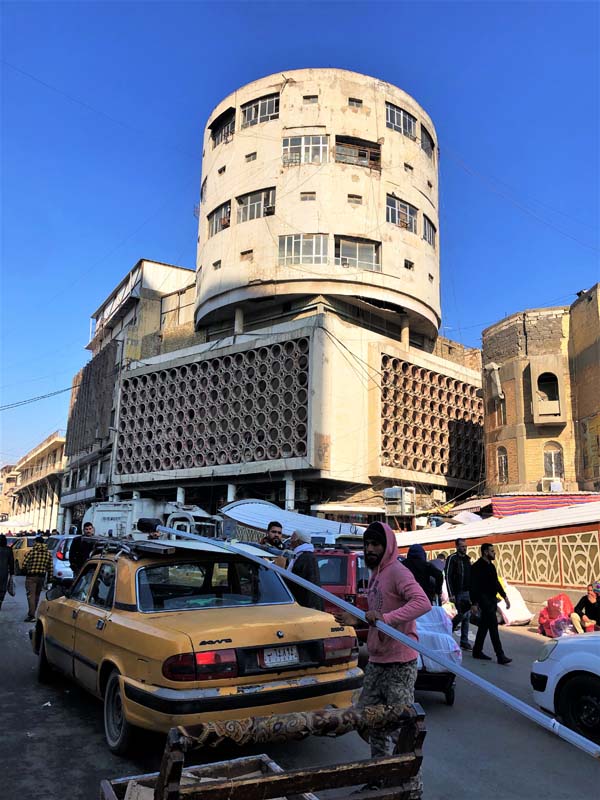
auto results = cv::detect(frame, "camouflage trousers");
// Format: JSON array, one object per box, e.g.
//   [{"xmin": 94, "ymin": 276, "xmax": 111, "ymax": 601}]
[{"xmin": 357, "ymin": 659, "xmax": 422, "ymax": 798}]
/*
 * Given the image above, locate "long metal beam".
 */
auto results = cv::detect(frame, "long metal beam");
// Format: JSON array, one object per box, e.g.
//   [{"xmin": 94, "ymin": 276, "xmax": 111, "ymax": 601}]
[{"xmin": 157, "ymin": 526, "xmax": 600, "ymax": 760}]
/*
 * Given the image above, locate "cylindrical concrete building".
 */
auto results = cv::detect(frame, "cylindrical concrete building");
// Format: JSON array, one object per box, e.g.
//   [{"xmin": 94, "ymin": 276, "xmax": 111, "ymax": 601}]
[{"xmin": 196, "ymin": 68, "xmax": 440, "ymax": 344}]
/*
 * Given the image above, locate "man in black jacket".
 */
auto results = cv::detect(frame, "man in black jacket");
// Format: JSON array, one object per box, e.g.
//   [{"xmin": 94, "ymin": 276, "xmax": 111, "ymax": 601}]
[
  {"xmin": 403, "ymin": 544, "xmax": 443, "ymax": 603},
  {"xmin": 446, "ymin": 538, "xmax": 473, "ymax": 650},
  {"xmin": 470, "ymin": 543, "xmax": 512, "ymax": 664},
  {"xmin": 69, "ymin": 522, "xmax": 97, "ymax": 577},
  {"xmin": 286, "ymin": 529, "xmax": 323, "ymax": 610}
]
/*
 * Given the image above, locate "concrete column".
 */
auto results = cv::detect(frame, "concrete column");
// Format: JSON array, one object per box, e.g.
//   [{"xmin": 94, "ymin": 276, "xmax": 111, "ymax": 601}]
[
  {"xmin": 400, "ymin": 315, "xmax": 410, "ymax": 348},
  {"xmin": 64, "ymin": 506, "xmax": 73, "ymax": 533},
  {"xmin": 227, "ymin": 484, "xmax": 236, "ymax": 503},
  {"xmin": 284, "ymin": 472, "xmax": 295, "ymax": 512},
  {"xmin": 234, "ymin": 307, "xmax": 244, "ymax": 334}
]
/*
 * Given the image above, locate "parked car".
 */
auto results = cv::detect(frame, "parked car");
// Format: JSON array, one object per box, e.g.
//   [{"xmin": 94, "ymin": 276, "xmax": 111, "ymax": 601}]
[
  {"xmin": 31, "ymin": 539, "xmax": 361, "ymax": 754},
  {"xmin": 531, "ymin": 632, "xmax": 600, "ymax": 744},
  {"xmin": 12, "ymin": 537, "xmax": 36, "ymax": 574},
  {"xmin": 314, "ymin": 547, "xmax": 370, "ymax": 641},
  {"xmin": 46, "ymin": 534, "xmax": 77, "ymax": 584}
]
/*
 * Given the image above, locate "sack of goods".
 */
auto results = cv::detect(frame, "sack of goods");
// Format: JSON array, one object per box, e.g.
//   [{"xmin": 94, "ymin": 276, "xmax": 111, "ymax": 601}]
[
  {"xmin": 416, "ymin": 607, "xmax": 462, "ymax": 673},
  {"xmin": 497, "ymin": 584, "xmax": 533, "ymax": 626}
]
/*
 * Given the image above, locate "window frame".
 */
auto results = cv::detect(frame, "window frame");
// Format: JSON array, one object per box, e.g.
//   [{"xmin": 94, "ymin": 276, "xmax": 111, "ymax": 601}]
[
  {"xmin": 423, "ymin": 215, "xmax": 437, "ymax": 248},
  {"xmin": 236, "ymin": 188, "xmax": 276, "ymax": 223},
  {"xmin": 334, "ymin": 136, "xmax": 381, "ymax": 171},
  {"xmin": 334, "ymin": 236, "xmax": 381, "ymax": 272},
  {"xmin": 282, "ymin": 135, "xmax": 329, "ymax": 166},
  {"xmin": 88, "ymin": 562, "xmax": 116, "ymax": 609},
  {"xmin": 278, "ymin": 233, "xmax": 329, "ymax": 266},
  {"xmin": 207, "ymin": 201, "xmax": 232, "ymax": 238},
  {"xmin": 240, "ymin": 93, "xmax": 280, "ymax": 128},
  {"xmin": 211, "ymin": 111, "xmax": 235, "ymax": 148},
  {"xmin": 385, "ymin": 102, "xmax": 417, "ymax": 138},
  {"xmin": 497, "ymin": 447, "xmax": 509, "ymax": 484},
  {"xmin": 421, "ymin": 124, "xmax": 435, "ymax": 159},
  {"xmin": 70, "ymin": 563, "xmax": 99, "ymax": 603},
  {"xmin": 544, "ymin": 443, "xmax": 564, "ymax": 478},
  {"xmin": 386, "ymin": 195, "xmax": 418, "ymax": 233}
]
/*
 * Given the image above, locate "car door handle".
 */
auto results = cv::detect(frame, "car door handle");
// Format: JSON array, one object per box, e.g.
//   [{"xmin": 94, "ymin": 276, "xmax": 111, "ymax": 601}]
[
  {"xmin": 96, "ymin": 619, "xmax": 105, "ymax": 631},
  {"xmin": 72, "ymin": 609, "xmax": 79, "ymax": 619}
]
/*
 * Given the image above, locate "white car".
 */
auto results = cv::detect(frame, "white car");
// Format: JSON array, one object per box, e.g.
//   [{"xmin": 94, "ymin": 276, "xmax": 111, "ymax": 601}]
[{"xmin": 531, "ymin": 633, "xmax": 600, "ymax": 744}]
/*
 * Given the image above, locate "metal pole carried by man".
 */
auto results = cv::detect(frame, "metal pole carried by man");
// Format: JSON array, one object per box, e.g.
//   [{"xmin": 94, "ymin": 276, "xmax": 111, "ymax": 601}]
[{"xmin": 334, "ymin": 521, "xmax": 431, "ymax": 794}]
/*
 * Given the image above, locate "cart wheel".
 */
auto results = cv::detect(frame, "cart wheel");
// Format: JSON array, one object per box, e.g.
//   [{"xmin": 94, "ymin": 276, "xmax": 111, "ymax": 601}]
[{"xmin": 445, "ymin": 686, "xmax": 455, "ymax": 706}]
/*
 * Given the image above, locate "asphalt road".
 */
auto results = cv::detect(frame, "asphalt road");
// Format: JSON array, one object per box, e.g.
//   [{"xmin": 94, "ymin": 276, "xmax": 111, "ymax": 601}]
[{"xmin": 0, "ymin": 578, "xmax": 596, "ymax": 799}]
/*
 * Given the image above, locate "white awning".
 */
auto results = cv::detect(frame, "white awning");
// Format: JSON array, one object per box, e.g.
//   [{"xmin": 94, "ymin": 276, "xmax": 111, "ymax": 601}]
[{"xmin": 220, "ymin": 499, "xmax": 365, "ymax": 541}]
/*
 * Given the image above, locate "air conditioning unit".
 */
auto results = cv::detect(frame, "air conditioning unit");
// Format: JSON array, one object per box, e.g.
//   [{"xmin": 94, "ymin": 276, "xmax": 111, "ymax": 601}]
[
  {"xmin": 340, "ymin": 258, "xmax": 349, "ymax": 267},
  {"xmin": 541, "ymin": 477, "xmax": 563, "ymax": 492},
  {"xmin": 264, "ymin": 205, "xmax": 275, "ymax": 216}
]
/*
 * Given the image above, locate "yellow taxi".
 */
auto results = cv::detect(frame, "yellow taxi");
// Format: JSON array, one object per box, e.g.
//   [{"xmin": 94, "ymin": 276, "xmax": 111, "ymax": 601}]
[
  {"xmin": 12, "ymin": 536, "xmax": 36, "ymax": 573},
  {"xmin": 32, "ymin": 539, "xmax": 361, "ymax": 754}
]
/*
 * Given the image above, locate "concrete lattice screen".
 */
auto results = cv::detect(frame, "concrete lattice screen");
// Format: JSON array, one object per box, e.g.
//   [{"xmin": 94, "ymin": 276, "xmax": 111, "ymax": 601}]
[
  {"xmin": 116, "ymin": 338, "xmax": 310, "ymax": 475},
  {"xmin": 380, "ymin": 355, "xmax": 485, "ymax": 482}
]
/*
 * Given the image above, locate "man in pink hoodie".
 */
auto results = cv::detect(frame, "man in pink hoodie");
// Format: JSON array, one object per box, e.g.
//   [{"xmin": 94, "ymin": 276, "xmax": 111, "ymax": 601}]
[{"xmin": 336, "ymin": 521, "xmax": 431, "ymax": 793}]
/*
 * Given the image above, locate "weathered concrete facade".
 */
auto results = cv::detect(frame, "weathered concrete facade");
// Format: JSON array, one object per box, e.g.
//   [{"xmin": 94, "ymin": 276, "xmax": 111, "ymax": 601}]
[
  {"xmin": 0, "ymin": 464, "xmax": 17, "ymax": 520},
  {"xmin": 482, "ymin": 284, "xmax": 600, "ymax": 493},
  {"xmin": 61, "ymin": 260, "xmax": 194, "ymax": 527},
  {"xmin": 9, "ymin": 432, "xmax": 65, "ymax": 531}
]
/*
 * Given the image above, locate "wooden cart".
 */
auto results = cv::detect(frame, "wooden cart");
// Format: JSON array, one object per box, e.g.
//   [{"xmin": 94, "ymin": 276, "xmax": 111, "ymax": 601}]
[{"xmin": 100, "ymin": 704, "xmax": 426, "ymax": 800}]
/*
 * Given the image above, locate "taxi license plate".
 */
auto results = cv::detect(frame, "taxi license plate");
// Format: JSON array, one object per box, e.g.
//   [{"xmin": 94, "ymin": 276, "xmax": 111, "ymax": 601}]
[{"xmin": 262, "ymin": 645, "xmax": 299, "ymax": 667}]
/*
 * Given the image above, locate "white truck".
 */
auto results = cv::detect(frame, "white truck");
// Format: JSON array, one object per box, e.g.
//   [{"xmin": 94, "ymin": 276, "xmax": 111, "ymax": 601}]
[{"xmin": 81, "ymin": 498, "xmax": 221, "ymax": 539}]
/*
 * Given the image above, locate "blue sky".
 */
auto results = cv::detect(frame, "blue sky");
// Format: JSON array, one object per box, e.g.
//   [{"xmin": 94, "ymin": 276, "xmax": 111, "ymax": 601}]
[{"xmin": 1, "ymin": 1, "xmax": 598, "ymax": 464}]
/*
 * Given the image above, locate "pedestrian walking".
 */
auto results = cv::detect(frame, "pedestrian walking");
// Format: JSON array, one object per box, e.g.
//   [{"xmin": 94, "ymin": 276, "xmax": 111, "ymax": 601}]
[
  {"xmin": 335, "ymin": 522, "xmax": 431, "ymax": 795},
  {"xmin": 570, "ymin": 582, "xmax": 600, "ymax": 633},
  {"xmin": 470, "ymin": 543, "xmax": 512, "ymax": 664},
  {"xmin": 260, "ymin": 520, "xmax": 284, "ymax": 549},
  {"xmin": 286, "ymin": 529, "xmax": 323, "ymax": 610},
  {"xmin": 446, "ymin": 538, "xmax": 473, "ymax": 650},
  {"xmin": 69, "ymin": 521, "xmax": 97, "ymax": 575},
  {"xmin": 22, "ymin": 535, "xmax": 53, "ymax": 622},
  {"xmin": 403, "ymin": 543, "xmax": 443, "ymax": 603},
  {"xmin": 0, "ymin": 534, "xmax": 15, "ymax": 610}
]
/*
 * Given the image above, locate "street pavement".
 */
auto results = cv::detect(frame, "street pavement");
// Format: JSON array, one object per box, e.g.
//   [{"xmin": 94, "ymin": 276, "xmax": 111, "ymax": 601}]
[{"xmin": 0, "ymin": 577, "xmax": 596, "ymax": 799}]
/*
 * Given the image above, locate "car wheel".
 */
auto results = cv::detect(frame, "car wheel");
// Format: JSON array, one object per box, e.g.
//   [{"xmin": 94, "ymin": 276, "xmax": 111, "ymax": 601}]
[
  {"xmin": 445, "ymin": 686, "xmax": 455, "ymax": 706},
  {"xmin": 558, "ymin": 675, "xmax": 600, "ymax": 744},
  {"xmin": 104, "ymin": 670, "xmax": 135, "ymax": 755},
  {"xmin": 37, "ymin": 633, "xmax": 53, "ymax": 683}
]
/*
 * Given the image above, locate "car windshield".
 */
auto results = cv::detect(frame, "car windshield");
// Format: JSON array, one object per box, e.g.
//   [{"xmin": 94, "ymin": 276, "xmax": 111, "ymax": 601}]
[
  {"xmin": 47, "ymin": 537, "xmax": 60, "ymax": 551},
  {"xmin": 137, "ymin": 556, "xmax": 292, "ymax": 612}
]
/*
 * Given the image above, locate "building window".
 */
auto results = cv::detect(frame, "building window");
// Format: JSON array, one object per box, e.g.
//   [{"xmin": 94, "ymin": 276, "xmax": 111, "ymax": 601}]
[
  {"xmin": 404, "ymin": 162, "xmax": 413, "ymax": 172},
  {"xmin": 241, "ymin": 93, "xmax": 279, "ymax": 128},
  {"xmin": 386, "ymin": 195, "xmax": 418, "ymax": 233},
  {"xmin": 218, "ymin": 165, "xmax": 226, "ymax": 175},
  {"xmin": 211, "ymin": 109, "xmax": 235, "ymax": 147},
  {"xmin": 495, "ymin": 397, "xmax": 507, "ymax": 426},
  {"xmin": 282, "ymin": 135, "xmax": 329, "ymax": 165},
  {"xmin": 245, "ymin": 152, "xmax": 257, "ymax": 162},
  {"xmin": 423, "ymin": 215, "xmax": 437, "ymax": 247},
  {"xmin": 236, "ymin": 188, "xmax": 275, "ymax": 223},
  {"xmin": 212, "ymin": 260, "xmax": 221, "ymax": 270},
  {"xmin": 200, "ymin": 178, "xmax": 207, "ymax": 203},
  {"xmin": 300, "ymin": 191, "xmax": 316, "ymax": 201},
  {"xmin": 335, "ymin": 136, "xmax": 381, "ymax": 170},
  {"xmin": 207, "ymin": 201, "xmax": 231, "ymax": 237},
  {"xmin": 348, "ymin": 194, "xmax": 362, "ymax": 204},
  {"xmin": 348, "ymin": 97, "xmax": 363, "ymax": 107},
  {"xmin": 497, "ymin": 447, "xmax": 509, "ymax": 484},
  {"xmin": 89, "ymin": 463, "xmax": 98, "ymax": 484},
  {"xmin": 278, "ymin": 234, "xmax": 328, "ymax": 266},
  {"xmin": 537, "ymin": 373, "xmax": 559, "ymax": 401},
  {"xmin": 386, "ymin": 102, "xmax": 417, "ymax": 138},
  {"xmin": 421, "ymin": 124, "xmax": 435, "ymax": 159},
  {"xmin": 404, "ymin": 259, "xmax": 414, "ymax": 270},
  {"xmin": 544, "ymin": 442, "xmax": 564, "ymax": 478},
  {"xmin": 240, "ymin": 249, "xmax": 253, "ymax": 261},
  {"xmin": 335, "ymin": 236, "xmax": 381, "ymax": 272},
  {"xmin": 303, "ymin": 95, "xmax": 318, "ymax": 104},
  {"xmin": 428, "ymin": 273, "xmax": 434, "ymax": 283},
  {"xmin": 160, "ymin": 290, "xmax": 194, "ymax": 329}
]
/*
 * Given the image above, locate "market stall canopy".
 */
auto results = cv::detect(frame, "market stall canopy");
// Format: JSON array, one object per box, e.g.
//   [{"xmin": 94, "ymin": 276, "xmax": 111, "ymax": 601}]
[{"xmin": 220, "ymin": 499, "xmax": 365, "ymax": 541}]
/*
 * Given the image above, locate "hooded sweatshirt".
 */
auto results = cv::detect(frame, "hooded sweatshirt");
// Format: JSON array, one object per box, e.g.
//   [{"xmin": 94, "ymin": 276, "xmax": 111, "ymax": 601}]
[
  {"xmin": 403, "ymin": 543, "xmax": 444, "ymax": 603},
  {"xmin": 366, "ymin": 524, "xmax": 432, "ymax": 663}
]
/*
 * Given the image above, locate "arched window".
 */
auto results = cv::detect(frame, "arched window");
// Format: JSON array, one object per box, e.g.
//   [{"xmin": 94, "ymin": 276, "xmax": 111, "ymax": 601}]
[
  {"xmin": 544, "ymin": 441, "xmax": 564, "ymax": 478},
  {"xmin": 497, "ymin": 446, "xmax": 508, "ymax": 484},
  {"xmin": 537, "ymin": 373, "xmax": 559, "ymax": 402}
]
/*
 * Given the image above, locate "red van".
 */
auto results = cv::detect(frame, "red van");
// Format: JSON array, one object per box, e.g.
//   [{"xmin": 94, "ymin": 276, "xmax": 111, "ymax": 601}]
[{"xmin": 314, "ymin": 547, "xmax": 370, "ymax": 640}]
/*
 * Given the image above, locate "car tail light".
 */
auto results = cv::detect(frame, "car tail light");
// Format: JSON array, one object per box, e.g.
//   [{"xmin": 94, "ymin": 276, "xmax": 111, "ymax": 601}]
[
  {"xmin": 323, "ymin": 635, "xmax": 358, "ymax": 665},
  {"xmin": 195, "ymin": 648, "xmax": 238, "ymax": 680},
  {"xmin": 162, "ymin": 653, "xmax": 197, "ymax": 682},
  {"xmin": 56, "ymin": 550, "xmax": 65, "ymax": 561},
  {"xmin": 162, "ymin": 649, "xmax": 238, "ymax": 682}
]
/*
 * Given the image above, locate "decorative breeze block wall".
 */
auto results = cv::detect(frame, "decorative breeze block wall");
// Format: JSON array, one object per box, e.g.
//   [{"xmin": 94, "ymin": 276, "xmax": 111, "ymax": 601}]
[
  {"xmin": 116, "ymin": 338, "xmax": 309, "ymax": 475},
  {"xmin": 380, "ymin": 355, "xmax": 484, "ymax": 482}
]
